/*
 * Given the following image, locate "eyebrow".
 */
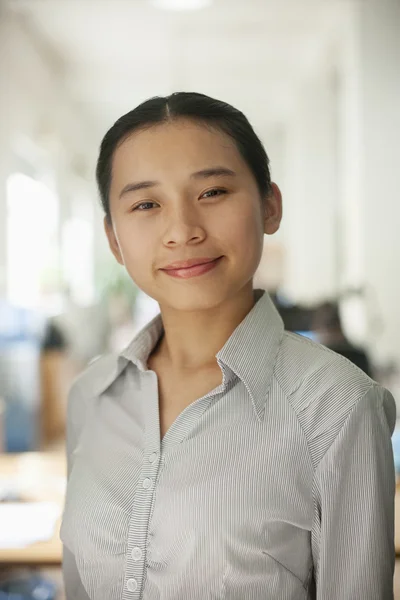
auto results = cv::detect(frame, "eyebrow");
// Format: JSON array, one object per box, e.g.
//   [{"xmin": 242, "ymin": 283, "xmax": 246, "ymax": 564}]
[
  {"xmin": 190, "ymin": 167, "xmax": 236, "ymax": 180},
  {"xmin": 118, "ymin": 167, "xmax": 236, "ymax": 199},
  {"xmin": 119, "ymin": 180, "xmax": 158, "ymax": 198}
]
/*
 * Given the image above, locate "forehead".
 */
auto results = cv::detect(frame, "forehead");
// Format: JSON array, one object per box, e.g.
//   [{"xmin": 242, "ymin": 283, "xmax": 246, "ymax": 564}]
[{"xmin": 111, "ymin": 119, "xmax": 245, "ymax": 179}]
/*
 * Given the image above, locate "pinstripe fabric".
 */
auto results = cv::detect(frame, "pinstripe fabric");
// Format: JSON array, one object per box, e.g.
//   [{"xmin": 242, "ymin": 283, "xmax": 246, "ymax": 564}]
[{"xmin": 60, "ymin": 290, "xmax": 396, "ymax": 600}]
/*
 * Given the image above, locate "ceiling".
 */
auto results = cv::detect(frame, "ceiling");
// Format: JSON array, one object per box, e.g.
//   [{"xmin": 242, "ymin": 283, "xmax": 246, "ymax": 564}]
[{"xmin": 6, "ymin": 0, "xmax": 348, "ymax": 137}]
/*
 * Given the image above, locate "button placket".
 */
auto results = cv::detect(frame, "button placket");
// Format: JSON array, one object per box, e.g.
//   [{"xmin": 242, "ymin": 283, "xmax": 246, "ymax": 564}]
[
  {"xmin": 149, "ymin": 452, "xmax": 158, "ymax": 464},
  {"xmin": 122, "ymin": 372, "xmax": 162, "ymax": 599},
  {"xmin": 131, "ymin": 547, "xmax": 143, "ymax": 561},
  {"xmin": 126, "ymin": 578, "xmax": 138, "ymax": 592}
]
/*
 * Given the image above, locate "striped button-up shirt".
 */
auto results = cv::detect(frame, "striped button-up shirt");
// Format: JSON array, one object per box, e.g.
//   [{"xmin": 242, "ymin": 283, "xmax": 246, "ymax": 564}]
[{"xmin": 61, "ymin": 289, "xmax": 396, "ymax": 600}]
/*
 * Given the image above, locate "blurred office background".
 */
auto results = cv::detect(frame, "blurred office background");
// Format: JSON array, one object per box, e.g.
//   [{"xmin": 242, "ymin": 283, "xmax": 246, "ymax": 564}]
[{"xmin": 0, "ymin": 0, "xmax": 399, "ymax": 597}]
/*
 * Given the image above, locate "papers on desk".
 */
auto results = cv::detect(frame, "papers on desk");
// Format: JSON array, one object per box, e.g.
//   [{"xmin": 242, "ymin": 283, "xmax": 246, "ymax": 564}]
[{"xmin": 0, "ymin": 501, "xmax": 61, "ymax": 548}]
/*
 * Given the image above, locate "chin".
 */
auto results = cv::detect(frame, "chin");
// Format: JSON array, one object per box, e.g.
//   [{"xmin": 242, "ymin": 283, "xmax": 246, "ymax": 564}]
[{"xmin": 160, "ymin": 284, "xmax": 233, "ymax": 313}]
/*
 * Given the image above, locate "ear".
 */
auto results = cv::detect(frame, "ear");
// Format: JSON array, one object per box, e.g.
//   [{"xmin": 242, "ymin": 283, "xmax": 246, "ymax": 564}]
[
  {"xmin": 104, "ymin": 217, "xmax": 124, "ymax": 266},
  {"xmin": 263, "ymin": 182, "xmax": 282, "ymax": 236}
]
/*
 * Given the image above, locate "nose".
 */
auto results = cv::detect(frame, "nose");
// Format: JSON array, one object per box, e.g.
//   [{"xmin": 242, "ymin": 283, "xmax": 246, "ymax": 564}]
[{"xmin": 162, "ymin": 204, "xmax": 206, "ymax": 247}]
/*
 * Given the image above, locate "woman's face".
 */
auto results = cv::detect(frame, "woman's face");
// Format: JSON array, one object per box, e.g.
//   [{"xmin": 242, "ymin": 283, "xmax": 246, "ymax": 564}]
[{"xmin": 105, "ymin": 119, "xmax": 282, "ymax": 312}]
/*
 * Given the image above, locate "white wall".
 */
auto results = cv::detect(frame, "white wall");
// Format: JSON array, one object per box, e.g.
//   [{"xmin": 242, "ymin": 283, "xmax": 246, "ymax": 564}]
[
  {"xmin": 277, "ymin": 0, "xmax": 400, "ymax": 372},
  {"xmin": 0, "ymin": 4, "xmax": 98, "ymax": 297},
  {"xmin": 338, "ymin": 0, "xmax": 400, "ymax": 366},
  {"xmin": 280, "ymin": 68, "xmax": 339, "ymax": 305}
]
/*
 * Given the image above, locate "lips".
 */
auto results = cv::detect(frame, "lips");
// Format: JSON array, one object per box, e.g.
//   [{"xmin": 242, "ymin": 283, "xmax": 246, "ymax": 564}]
[
  {"xmin": 160, "ymin": 256, "xmax": 223, "ymax": 279},
  {"xmin": 160, "ymin": 257, "xmax": 221, "ymax": 271}
]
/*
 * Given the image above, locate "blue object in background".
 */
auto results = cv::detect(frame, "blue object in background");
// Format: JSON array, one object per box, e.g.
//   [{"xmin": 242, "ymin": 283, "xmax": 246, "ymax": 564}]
[
  {"xmin": 0, "ymin": 300, "xmax": 44, "ymax": 452},
  {"xmin": 392, "ymin": 427, "xmax": 400, "ymax": 474},
  {"xmin": 295, "ymin": 330, "xmax": 318, "ymax": 342},
  {"xmin": 0, "ymin": 573, "xmax": 57, "ymax": 600},
  {"xmin": 0, "ymin": 301, "xmax": 43, "ymax": 344}
]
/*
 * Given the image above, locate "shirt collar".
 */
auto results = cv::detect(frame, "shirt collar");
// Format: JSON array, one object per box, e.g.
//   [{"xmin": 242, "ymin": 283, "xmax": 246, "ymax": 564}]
[
  {"xmin": 120, "ymin": 311, "xmax": 164, "ymax": 372},
  {"xmin": 216, "ymin": 289, "xmax": 284, "ymax": 420},
  {"xmin": 120, "ymin": 289, "xmax": 284, "ymax": 421}
]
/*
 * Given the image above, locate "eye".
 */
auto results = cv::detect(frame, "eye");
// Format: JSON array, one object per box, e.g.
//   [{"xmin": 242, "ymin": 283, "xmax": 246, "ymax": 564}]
[
  {"xmin": 200, "ymin": 188, "xmax": 227, "ymax": 199},
  {"xmin": 132, "ymin": 201, "xmax": 158, "ymax": 211}
]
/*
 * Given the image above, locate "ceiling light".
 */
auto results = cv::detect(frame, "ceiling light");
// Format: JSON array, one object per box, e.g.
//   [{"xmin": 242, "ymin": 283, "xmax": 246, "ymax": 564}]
[{"xmin": 151, "ymin": 0, "xmax": 213, "ymax": 11}]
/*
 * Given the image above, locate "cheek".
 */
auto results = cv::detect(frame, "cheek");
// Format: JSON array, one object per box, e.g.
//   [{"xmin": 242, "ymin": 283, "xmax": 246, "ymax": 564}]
[
  {"xmin": 220, "ymin": 204, "xmax": 264, "ymax": 254},
  {"xmin": 114, "ymin": 221, "xmax": 155, "ymax": 274}
]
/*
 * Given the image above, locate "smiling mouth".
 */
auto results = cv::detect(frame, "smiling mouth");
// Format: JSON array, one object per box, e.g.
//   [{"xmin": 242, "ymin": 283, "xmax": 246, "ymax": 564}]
[{"xmin": 160, "ymin": 256, "xmax": 223, "ymax": 279}]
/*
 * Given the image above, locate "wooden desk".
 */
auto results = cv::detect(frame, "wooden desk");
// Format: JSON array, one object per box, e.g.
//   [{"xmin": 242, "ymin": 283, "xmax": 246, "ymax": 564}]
[
  {"xmin": 396, "ymin": 481, "xmax": 400, "ymax": 555},
  {"xmin": 0, "ymin": 451, "xmax": 66, "ymax": 566}
]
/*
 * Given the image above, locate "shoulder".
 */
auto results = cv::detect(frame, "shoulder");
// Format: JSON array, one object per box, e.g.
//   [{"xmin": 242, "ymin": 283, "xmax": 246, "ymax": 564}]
[
  {"xmin": 274, "ymin": 332, "xmax": 391, "ymax": 466},
  {"xmin": 275, "ymin": 331, "xmax": 374, "ymax": 397},
  {"xmin": 71, "ymin": 353, "xmax": 123, "ymax": 395},
  {"xmin": 66, "ymin": 353, "xmax": 128, "ymax": 428}
]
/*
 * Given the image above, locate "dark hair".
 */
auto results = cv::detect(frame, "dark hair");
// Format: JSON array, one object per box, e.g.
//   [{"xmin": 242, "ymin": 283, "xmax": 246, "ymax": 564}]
[{"xmin": 96, "ymin": 92, "xmax": 272, "ymax": 223}]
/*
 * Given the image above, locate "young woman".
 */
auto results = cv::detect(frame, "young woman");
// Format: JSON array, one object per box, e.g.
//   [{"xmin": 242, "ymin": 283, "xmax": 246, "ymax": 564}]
[{"xmin": 61, "ymin": 92, "xmax": 396, "ymax": 600}]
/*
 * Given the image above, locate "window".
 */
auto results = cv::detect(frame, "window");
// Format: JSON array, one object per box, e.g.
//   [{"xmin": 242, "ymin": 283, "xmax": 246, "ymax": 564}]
[{"xmin": 6, "ymin": 172, "xmax": 60, "ymax": 313}]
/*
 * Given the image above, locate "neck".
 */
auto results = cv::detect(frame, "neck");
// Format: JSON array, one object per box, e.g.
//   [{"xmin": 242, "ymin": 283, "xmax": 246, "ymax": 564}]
[{"xmin": 153, "ymin": 284, "xmax": 257, "ymax": 372}]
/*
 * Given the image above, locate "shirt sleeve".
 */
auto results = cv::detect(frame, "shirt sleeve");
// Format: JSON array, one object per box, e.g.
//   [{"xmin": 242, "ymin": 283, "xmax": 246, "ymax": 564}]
[
  {"xmin": 312, "ymin": 384, "xmax": 397, "ymax": 599},
  {"xmin": 62, "ymin": 381, "xmax": 91, "ymax": 600}
]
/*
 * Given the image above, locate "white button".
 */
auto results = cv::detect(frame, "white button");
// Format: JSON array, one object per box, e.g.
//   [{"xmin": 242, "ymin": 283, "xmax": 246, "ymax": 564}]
[
  {"xmin": 126, "ymin": 578, "xmax": 138, "ymax": 592},
  {"xmin": 149, "ymin": 452, "xmax": 158, "ymax": 464},
  {"xmin": 142, "ymin": 478, "xmax": 152, "ymax": 489},
  {"xmin": 131, "ymin": 547, "xmax": 142, "ymax": 561}
]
